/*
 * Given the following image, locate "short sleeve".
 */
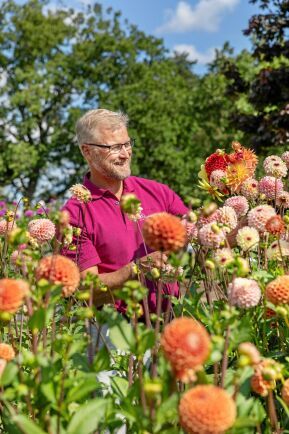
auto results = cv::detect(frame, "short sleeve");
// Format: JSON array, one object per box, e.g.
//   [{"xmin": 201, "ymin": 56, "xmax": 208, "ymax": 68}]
[{"xmin": 162, "ymin": 185, "xmax": 188, "ymax": 216}]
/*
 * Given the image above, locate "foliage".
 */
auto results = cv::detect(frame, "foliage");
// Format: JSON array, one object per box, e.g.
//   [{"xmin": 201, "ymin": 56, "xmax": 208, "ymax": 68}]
[
  {"xmin": 219, "ymin": 0, "xmax": 289, "ymax": 154},
  {"xmin": 0, "ymin": 0, "xmax": 238, "ymax": 201}
]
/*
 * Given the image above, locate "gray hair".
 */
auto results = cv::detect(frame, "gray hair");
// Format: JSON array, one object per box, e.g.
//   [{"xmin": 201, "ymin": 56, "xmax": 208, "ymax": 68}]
[{"xmin": 76, "ymin": 109, "xmax": 129, "ymax": 146}]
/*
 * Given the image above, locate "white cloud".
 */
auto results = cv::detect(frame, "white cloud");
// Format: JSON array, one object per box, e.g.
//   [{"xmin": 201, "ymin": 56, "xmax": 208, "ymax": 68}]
[
  {"xmin": 173, "ymin": 44, "xmax": 216, "ymax": 64},
  {"xmin": 156, "ymin": 0, "xmax": 239, "ymax": 34}
]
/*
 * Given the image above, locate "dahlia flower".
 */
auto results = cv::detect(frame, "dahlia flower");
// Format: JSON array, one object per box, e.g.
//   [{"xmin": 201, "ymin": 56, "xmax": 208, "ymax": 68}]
[
  {"xmin": 251, "ymin": 359, "xmax": 278, "ymax": 397},
  {"xmin": 28, "ymin": 218, "xmax": 56, "ymax": 243},
  {"xmin": 0, "ymin": 343, "xmax": 15, "ymax": 361},
  {"xmin": 181, "ymin": 220, "xmax": 198, "ymax": 242},
  {"xmin": 198, "ymin": 222, "xmax": 226, "ymax": 249},
  {"xmin": 263, "ymin": 155, "xmax": 287, "ymax": 178},
  {"xmin": 198, "ymin": 209, "xmax": 220, "ymax": 227},
  {"xmin": 226, "ymin": 161, "xmax": 251, "ymax": 193},
  {"xmin": 276, "ymin": 191, "xmax": 289, "ymax": 208},
  {"xmin": 161, "ymin": 317, "xmax": 211, "ymax": 382},
  {"xmin": 229, "ymin": 142, "xmax": 258, "ymax": 175},
  {"xmin": 265, "ymin": 215, "xmax": 285, "ymax": 235},
  {"xmin": 247, "ymin": 205, "xmax": 276, "ymax": 233},
  {"xmin": 142, "ymin": 213, "xmax": 186, "ymax": 253},
  {"xmin": 236, "ymin": 226, "xmax": 260, "ymax": 251},
  {"xmin": 224, "ymin": 196, "xmax": 249, "ymax": 218},
  {"xmin": 69, "ymin": 184, "xmax": 91, "ymax": 203},
  {"xmin": 0, "ymin": 279, "xmax": 29, "ymax": 313},
  {"xmin": 36, "ymin": 254, "xmax": 80, "ymax": 297},
  {"xmin": 179, "ymin": 385, "xmax": 236, "ymax": 434},
  {"xmin": 205, "ymin": 151, "xmax": 228, "ymax": 178},
  {"xmin": 238, "ymin": 342, "xmax": 260, "ymax": 365},
  {"xmin": 266, "ymin": 275, "xmax": 289, "ymax": 305},
  {"xmin": 259, "ymin": 176, "xmax": 283, "ymax": 200},
  {"xmin": 0, "ymin": 219, "xmax": 16, "ymax": 235},
  {"xmin": 214, "ymin": 248, "xmax": 234, "ymax": 268},
  {"xmin": 217, "ymin": 206, "xmax": 238, "ymax": 232},
  {"xmin": 209, "ymin": 169, "xmax": 227, "ymax": 191},
  {"xmin": 282, "ymin": 151, "xmax": 289, "ymax": 168},
  {"xmin": 228, "ymin": 277, "xmax": 261, "ymax": 308},
  {"xmin": 161, "ymin": 264, "xmax": 184, "ymax": 283},
  {"xmin": 282, "ymin": 379, "xmax": 289, "ymax": 406},
  {"xmin": 240, "ymin": 178, "xmax": 259, "ymax": 201}
]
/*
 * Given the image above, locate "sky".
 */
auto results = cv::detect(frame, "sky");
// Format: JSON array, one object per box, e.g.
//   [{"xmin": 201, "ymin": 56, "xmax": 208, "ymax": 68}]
[{"xmin": 74, "ymin": 0, "xmax": 261, "ymax": 74}]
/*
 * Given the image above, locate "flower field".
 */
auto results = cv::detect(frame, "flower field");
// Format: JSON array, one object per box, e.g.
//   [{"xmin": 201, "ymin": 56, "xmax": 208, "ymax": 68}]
[{"xmin": 2, "ymin": 143, "xmax": 289, "ymax": 433}]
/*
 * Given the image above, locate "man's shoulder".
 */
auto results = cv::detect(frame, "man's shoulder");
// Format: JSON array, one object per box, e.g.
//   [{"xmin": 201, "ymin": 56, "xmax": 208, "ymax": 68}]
[
  {"xmin": 61, "ymin": 197, "xmax": 83, "ymax": 222},
  {"xmin": 128, "ymin": 176, "xmax": 170, "ymax": 192}
]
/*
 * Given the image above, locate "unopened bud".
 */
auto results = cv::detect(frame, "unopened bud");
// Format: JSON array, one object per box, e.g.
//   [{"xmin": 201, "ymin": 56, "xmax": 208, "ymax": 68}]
[
  {"xmin": 276, "ymin": 306, "xmax": 288, "ymax": 317},
  {"xmin": 262, "ymin": 368, "xmax": 277, "ymax": 381},
  {"xmin": 144, "ymin": 381, "xmax": 163, "ymax": 397},
  {"xmin": 238, "ymin": 354, "xmax": 251, "ymax": 368},
  {"xmin": 151, "ymin": 268, "xmax": 160, "ymax": 279},
  {"xmin": 203, "ymin": 203, "xmax": 218, "ymax": 217},
  {"xmin": 205, "ymin": 259, "xmax": 215, "ymax": 270},
  {"xmin": 259, "ymin": 193, "xmax": 266, "ymax": 201},
  {"xmin": 73, "ymin": 227, "xmax": 82, "ymax": 236},
  {"xmin": 187, "ymin": 211, "xmax": 197, "ymax": 223},
  {"xmin": 120, "ymin": 193, "xmax": 141, "ymax": 214},
  {"xmin": 236, "ymin": 257, "xmax": 250, "ymax": 276},
  {"xmin": 211, "ymin": 223, "xmax": 220, "ymax": 234},
  {"xmin": 284, "ymin": 215, "xmax": 289, "ymax": 225}
]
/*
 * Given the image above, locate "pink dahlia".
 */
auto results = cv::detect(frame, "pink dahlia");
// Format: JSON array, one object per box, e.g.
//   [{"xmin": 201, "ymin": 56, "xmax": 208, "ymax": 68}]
[
  {"xmin": 282, "ymin": 151, "xmax": 289, "ymax": 168},
  {"xmin": 266, "ymin": 240, "xmax": 289, "ymax": 261},
  {"xmin": 224, "ymin": 196, "xmax": 249, "ymax": 218},
  {"xmin": 198, "ymin": 209, "xmax": 220, "ymax": 227},
  {"xmin": 28, "ymin": 219, "xmax": 56, "ymax": 243},
  {"xmin": 214, "ymin": 248, "xmax": 234, "ymax": 268},
  {"xmin": 181, "ymin": 221, "xmax": 198, "ymax": 242},
  {"xmin": 217, "ymin": 206, "xmax": 238, "ymax": 232},
  {"xmin": 198, "ymin": 223, "xmax": 225, "ymax": 249},
  {"xmin": 247, "ymin": 205, "xmax": 276, "ymax": 233},
  {"xmin": 228, "ymin": 277, "xmax": 261, "ymax": 308},
  {"xmin": 263, "ymin": 155, "xmax": 287, "ymax": 178},
  {"xmin": 276, "ymin": 191, "xmax": 289, "ymax": 208},
  {"xmin": 240, "ymin": 178, "xmax": 259, "ymax": 201},
  {"xmin": 0, "ymin": 220, "xmax": 16, "ymax": 235},
  {"xmin": 259, "ymin": 176, "xmax": 283, "ymax": 200},
  {"xmin": 236, "ymin": 226, "xmax": 259, "ymax": 251},
  {"xmin": 209, "ymin": 169, "xmax": 227, "ymax": 191}
]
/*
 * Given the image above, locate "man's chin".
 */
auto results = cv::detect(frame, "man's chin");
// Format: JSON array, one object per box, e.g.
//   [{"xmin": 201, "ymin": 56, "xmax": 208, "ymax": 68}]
[{"xmin": 110, "ymin": 169, "xmax": 131, "ymax": 181}]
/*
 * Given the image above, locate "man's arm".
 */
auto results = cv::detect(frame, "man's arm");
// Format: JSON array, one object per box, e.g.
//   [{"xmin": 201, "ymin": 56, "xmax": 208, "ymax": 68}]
[{"xmin": 81, "ymin": 251, "xmax": 167, "ymax": 307}]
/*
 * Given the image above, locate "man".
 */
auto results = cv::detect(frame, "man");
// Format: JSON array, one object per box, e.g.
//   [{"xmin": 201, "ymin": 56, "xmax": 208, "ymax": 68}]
[{"xmin": 62, "ymin": 109, "xmax": 188, "ymax": 311}]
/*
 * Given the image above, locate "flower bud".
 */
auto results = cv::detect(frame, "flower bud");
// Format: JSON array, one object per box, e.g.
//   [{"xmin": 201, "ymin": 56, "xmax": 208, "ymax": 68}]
[
  {"xmin": 276, "ymin": 306, "xmax": 288, "ymax": 317},
  {"xmin": 284, "ymin": 215, "xmax": 289, "ymax": 225},
  {"xmin": 187, "ymin": 211, "xmax": 197, "ymax": 223},
  {"xmin": 203, "ymin": 203, "xmax": 218, "ymax": 217},
  {"xmin": 151, "ymin": 268, "xmax": 160, "ymax": 279},
  {"xmin": 120, "ymin": 193, "xmax": 141, "ymax": 215},
  {"xmin": 236, "ymin": 257, "xmax": 250, "ymax": 276},
  {"xmin": 262, "ymin": 368, "xmax": 277, "ymax": 381},
  {"xmin": 211, "ymin": 223, "xmax": 221, "ymax": 234},
  {"xmin": 205, "ymin": 259, "xmax": 215, "ymax": 270},
  {"xmin": 144, "ymin": 380, "xmax": 163, "ymax": 397}
]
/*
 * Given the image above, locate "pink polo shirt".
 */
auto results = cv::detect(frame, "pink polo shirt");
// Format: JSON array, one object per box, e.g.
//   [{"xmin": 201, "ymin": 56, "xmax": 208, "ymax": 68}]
[{"xmin": 62, "ymin": 174, "xmax": 188, "ymax": 313}]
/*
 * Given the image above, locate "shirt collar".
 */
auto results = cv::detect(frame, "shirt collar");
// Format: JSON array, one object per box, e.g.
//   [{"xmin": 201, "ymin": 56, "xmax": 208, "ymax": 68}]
[{"xmin": 83, "ymin": 173, "xmax": 135, "ymax": 199}]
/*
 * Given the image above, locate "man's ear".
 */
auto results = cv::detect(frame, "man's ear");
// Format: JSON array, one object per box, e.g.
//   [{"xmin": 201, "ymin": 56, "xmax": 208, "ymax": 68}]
[{"xmin": 81, "ymin": 144, "xmax": 90, "ymax": 159}]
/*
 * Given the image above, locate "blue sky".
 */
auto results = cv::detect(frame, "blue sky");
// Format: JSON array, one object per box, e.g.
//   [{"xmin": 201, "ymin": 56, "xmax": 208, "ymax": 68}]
[
  {"xmin": 25, "ymin": 0, "xmax": 261, "ymax": 74},
  {"xmin": 83, "ymin": 0, "xmax": 261, "ymax": 74}
]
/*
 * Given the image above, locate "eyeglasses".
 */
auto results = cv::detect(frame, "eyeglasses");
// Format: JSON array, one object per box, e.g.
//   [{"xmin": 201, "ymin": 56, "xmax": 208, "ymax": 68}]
[{"xmin": 84, "ymin": 138, "xmax": 135, "ymax": 154}]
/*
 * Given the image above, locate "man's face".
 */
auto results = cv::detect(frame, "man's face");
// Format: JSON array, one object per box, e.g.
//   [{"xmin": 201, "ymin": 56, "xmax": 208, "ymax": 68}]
[{"xmin": 84, "ymin": 125, "xmax": 132, "ymax": 181}]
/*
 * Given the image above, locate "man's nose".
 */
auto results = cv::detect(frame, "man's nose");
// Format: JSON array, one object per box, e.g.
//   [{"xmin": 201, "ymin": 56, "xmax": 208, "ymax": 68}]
[{"xmin": 119, "ymin": 145, "xmax": 131, "ymax": 158}]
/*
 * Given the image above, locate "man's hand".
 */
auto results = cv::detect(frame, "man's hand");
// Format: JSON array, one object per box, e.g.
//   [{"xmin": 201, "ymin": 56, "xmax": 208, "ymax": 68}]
[{"xmin": 138, "ymin": 251, "xmax": 168, "ymax": 273}]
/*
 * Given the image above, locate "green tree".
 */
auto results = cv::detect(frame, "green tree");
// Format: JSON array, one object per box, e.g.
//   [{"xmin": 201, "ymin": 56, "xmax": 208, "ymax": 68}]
[
  {"xmin": 0, "ymin": 0, "xmax": 239, "ymax": 201},
  {"xmin": 220, "ymin": 0, "xmax": 289, "ymax": 154}
]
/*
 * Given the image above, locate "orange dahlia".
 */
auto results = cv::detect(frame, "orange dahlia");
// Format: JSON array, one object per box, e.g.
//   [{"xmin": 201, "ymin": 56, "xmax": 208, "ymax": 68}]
[
  {"xmin": 265, "ymin": 215, "xmax": 285, "ymax": 235},
  {"xmin": 0, "ymin": 343, "xmax": 15, "ymax": 361},
  {"xmin": 179, "ymin": 385, "xmax": 236, "ymax": 434},
  {"xmin": 36, "ymin": 254, "xmax": 80, "ymax": 297},
  {"xmin": 251, "ymin": 359, "xmax": 278, "ymax": 397},
  {"xmin": 0, "ymin": 279, "xmax": 29, "ymax": 313},
  {"xmin": 226, "ymin": 161, "xmax": 251, "ymax": 193},
  {"xmin": 161, "ymin": 317, "xmax": 211, "ymax": 382},
  {"xmin": 266, "ymin": 276, "xmax": 289, "ymax": 305},
  {"xmin": 142, "ymin": 213, "xmax": 186, "ymax": 253},
  {"xmin": 228, "ymin": 142, "xmax": 258, "ymax": 175},
  {"xmin": 282, "ymin": 379, "xmax": 289, "ymax": 405}
]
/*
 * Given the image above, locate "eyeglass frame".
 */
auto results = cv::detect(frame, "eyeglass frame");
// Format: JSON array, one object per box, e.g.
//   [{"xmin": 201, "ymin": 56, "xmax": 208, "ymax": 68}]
[{"xmin": 83, "ymin": 138, "xmax": 135, "ymax": 154}]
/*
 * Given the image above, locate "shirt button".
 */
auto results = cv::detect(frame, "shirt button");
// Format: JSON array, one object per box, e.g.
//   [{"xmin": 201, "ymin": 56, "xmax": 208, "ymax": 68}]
[{"xmin": 115, "ymin": 200, "xmax": 119, "ymax": 205}]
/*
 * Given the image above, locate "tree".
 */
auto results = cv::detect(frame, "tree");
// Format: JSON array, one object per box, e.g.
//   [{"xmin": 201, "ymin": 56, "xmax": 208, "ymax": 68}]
[
  {"xmin": 220, "ymin": 0, "xmax": 289, "ymax": 154},
  {"xmin": 0, "ymin": 0, "xmax": 239, "ymax": 201}
]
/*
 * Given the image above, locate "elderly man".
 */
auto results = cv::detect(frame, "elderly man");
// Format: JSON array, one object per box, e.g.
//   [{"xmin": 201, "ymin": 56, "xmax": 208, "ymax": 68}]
[{"xmin": 62, "ymin": 109, "xmax": 188, "ymax": 312}]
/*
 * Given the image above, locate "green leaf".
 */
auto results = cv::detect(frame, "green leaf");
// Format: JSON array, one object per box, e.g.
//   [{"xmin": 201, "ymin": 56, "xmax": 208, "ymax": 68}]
[
  {"xmin": 67, "ymin": 377, "xmax": 100, "ymax": 402},
  {"xmin": 93, "ymin": 346, "xmax": 111, "ymax": 373},
  {"xmin": 40, "ymin": 382, "xmax": 56, "ymax": 404},
  {"xmin": 28, "ymin": 308, "xmax": 46, "ymax": 332},
  {"xmin": 13, "ymin": 415, "xmax": 47, "ymax": 434},
  {"xmin": 111, "ymin": 376, "xmax": 129, "ymax": 398},
  {"xmin": 0, "ymin": 363, "xmax": 18, "ymax": 386},
  {"xmin": 155, "ymin": 394, "xmax": 179, "ymax": 431},
  {"xmin": 137, "ymin": 328, "xmax": 155, "ymax": 355},
  {"xmin": 67, "ymin": 398, "xmax": 107, "ymax": 434},
  {"xmin": 109, "ymin": 320, "xmax": 135, "ymax": 351}
]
